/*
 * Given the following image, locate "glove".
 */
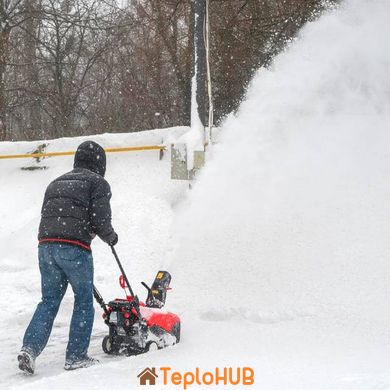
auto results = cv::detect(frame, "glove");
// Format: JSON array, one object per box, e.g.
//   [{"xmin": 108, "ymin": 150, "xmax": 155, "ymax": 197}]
[{"xmin": 109, "ymin": 232, "xmax": 118, "ymax": 246}]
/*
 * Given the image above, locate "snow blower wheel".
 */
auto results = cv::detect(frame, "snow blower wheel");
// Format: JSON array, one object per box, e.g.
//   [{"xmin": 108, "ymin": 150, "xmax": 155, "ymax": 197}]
[
  {"xmin": 146, "ymin": 341, "xmax": 158, "ymax": 352},
  {"xmin": 102, "ymin": 335, "xmax": 120, "ymax": 355}
]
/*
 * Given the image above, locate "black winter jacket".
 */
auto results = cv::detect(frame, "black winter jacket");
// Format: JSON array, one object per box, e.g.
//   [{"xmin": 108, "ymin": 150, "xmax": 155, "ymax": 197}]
[{"xmin": 38, "ymin": 141, "xmax": 117, "ymax": 248}]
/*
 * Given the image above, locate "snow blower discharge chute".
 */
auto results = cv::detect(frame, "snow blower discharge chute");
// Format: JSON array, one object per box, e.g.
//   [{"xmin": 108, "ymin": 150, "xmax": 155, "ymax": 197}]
[{"xmin": 93, "ymin": 245, "xmax": 180, "ymax": 355}]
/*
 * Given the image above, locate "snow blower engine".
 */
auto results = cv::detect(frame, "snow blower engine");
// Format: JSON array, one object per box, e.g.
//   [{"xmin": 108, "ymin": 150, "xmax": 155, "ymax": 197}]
[{"xmin": 93, "ymin": 245, "xmax": 180, "ymax": 356}]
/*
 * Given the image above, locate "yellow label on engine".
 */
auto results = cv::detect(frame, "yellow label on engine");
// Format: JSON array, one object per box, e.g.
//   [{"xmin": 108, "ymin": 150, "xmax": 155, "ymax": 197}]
[{"xmin": 157, "ymin": 272, "xmax": 164, "ymax": 279}]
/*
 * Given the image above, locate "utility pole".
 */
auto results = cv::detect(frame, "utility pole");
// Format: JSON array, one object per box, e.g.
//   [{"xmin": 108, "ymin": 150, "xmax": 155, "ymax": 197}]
[
  {"xmin": 191, "ymin": 0, "xmax": 207, "ymax": 138},
  {"xmin": 171, "ymin": 0, "xmax": 213, "ymax": 181}
]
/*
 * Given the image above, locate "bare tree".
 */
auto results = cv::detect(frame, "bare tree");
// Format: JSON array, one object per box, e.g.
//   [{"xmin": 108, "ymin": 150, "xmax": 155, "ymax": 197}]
[
  {"xmin": 1, "ymin": 0, "xmax": 339, "ymax": 141},
  {"xmin": 31, "ymin": 0, "xmax": 117, "ymax": 137},
  {"xmin": 0, "ymin": 0, "xmax": 25, "ymax": 140}
]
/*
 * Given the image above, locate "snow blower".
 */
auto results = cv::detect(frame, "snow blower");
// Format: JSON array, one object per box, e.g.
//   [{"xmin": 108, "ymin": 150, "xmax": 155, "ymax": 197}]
[{"xmin": 93, "ymin": 245, "xmax": 180, "ymax": 356}]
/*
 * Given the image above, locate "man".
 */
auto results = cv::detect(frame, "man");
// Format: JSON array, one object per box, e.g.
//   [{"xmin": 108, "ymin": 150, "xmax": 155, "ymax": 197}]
[{"xmin": 18, "ymin": 140, "xmax": 118, "ymax": 374}]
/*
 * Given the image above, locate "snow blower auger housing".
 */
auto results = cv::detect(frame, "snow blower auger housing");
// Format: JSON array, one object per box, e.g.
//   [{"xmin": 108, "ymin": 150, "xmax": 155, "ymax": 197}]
[{"xmin": 93, "ymin": 246, "xmax": 180, "ymax": 356}]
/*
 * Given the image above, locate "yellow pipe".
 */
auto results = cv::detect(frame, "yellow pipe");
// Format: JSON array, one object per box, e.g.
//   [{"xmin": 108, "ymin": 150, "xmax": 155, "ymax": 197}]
[{"xmin": 0, "ymin": 145, "xmax": 166, "ymax": 160}]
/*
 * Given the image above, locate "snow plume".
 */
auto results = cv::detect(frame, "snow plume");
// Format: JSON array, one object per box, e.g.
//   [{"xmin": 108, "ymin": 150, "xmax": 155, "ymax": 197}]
[{"xmin": 172, "ymin": 0, "xmax": 390, "ymax": 320}]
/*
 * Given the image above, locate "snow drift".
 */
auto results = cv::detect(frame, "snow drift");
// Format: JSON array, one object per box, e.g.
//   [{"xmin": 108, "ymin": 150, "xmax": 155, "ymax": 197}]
[{"xmin": 172, "ymin": 0, "xmax": 390, "ymax": 322}]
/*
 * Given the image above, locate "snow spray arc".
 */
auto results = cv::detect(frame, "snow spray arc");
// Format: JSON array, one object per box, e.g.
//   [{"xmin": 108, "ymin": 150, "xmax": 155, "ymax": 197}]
[{"xmin": 137, "ymin": 366, "xmax": 255, "ymax": 388}]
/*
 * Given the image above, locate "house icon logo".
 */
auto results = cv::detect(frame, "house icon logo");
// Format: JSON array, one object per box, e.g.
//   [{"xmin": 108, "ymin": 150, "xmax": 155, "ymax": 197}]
[{"xmin": 137, "ymin": 367, "xmax": 158, "ymax": 386}]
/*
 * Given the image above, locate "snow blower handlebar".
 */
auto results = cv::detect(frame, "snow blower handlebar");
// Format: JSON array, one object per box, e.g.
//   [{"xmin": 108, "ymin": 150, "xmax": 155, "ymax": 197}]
[
  {"xmin": 109, "ymin": 244, "xmax": 143, "ymax": 320},
  {"xmin": 110, "ymin": 244, "xmax": 135, "ymax": 298},
  {"xmin": 93, "ymin": 286, "xmax": 109, "ymax": 316}
]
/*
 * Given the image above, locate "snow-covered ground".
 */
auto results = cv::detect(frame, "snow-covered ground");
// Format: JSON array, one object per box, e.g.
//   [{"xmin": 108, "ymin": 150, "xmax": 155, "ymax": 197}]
[{"xmin": 1, "ymin": 0, "xmax": 390, "ymax": 388}]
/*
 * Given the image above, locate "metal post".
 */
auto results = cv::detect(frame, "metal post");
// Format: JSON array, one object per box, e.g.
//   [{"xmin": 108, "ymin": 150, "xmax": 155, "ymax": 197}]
[
  {"xmin": 205, "ymin": 0, "xmax": 214, "ymax": 142},
  {"xmin": 192, "ymin": 0, "xmax": 207, "ymax": 139},
  {"xmin": 172, "ymin": 0, "xmax": 211, "ymax": 181}
]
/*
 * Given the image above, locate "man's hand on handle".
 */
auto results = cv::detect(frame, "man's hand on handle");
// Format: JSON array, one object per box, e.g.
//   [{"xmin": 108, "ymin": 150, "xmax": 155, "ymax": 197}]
[{"xmin": 109, "ymin": 233, "xmax": 118, "ymax": 247}]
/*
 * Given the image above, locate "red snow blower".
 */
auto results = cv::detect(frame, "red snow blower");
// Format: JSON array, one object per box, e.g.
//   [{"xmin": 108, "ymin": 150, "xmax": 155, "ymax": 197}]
[{"xmin": 93, "ymin": 245, "xmax": 180, "ymax": 355}]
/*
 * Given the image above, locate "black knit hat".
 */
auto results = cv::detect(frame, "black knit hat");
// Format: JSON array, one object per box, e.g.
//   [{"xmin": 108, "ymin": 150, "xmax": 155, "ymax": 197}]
[{"xmin": 74, "ymin": 141, "xmax": 106, "ymax": 176}]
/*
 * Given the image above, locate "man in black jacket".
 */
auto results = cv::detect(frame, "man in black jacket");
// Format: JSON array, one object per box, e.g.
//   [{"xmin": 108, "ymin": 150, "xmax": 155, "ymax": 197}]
[{"xmin": 18, "ymin": 141, "xmax": 118, "ymax": 374}]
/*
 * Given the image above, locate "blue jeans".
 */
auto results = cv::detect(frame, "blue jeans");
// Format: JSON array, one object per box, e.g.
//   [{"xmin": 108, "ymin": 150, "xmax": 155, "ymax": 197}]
[{"xmin": 22, "ymin": 243, "xmax": 94, "ymax": 363}]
